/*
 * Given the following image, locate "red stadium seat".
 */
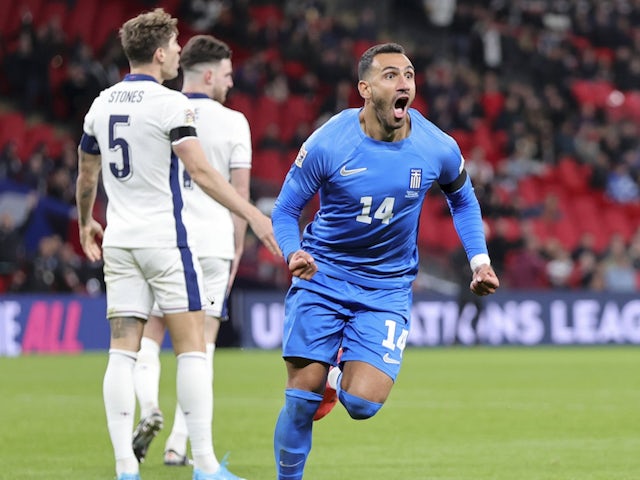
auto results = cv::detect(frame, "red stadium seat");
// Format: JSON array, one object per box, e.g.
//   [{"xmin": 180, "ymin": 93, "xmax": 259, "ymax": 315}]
[
  {"xmin": 555, "ymin": 156, "xmax": 590, "ymax": 194},
  {"xmin": 283, "ymin": 60, "xmax": 308, "ymax": 80},
  {"xmin": 516, "ymin": 176, "xmax": 543, "ymax": 207},
  {"xmin": 353, "ymin": 40, "xmax": 373, "ymax": 58},
  {"xmin": 622, "ymin": 91, "xmax": 640, "ymax": 123},
  {"xmin": 570, "ymin": 194, "xmax": 610, "ymax": 252},
  {"xmin": 0, "ymin": 0, "xmax": 16, "ymax": 36},
  {"xmin": 90, "ymin": 2, "xmax": 126, "ymax": 53},
  {"xmin": 449, "ymin": 130, "xmax": 473, "ymax": 157},
  {"xmin": 0, "ymin": 111, "xmax": 27, "ymax": 158},
  {"xmin": 34, "ymin": 0, "xmax": 68, "ymax": 30},
  {"xmin": 570, "ymin": 80, "xmax": 615, "ymax": 108},
  {"xmin": 22, "ymin": 123, "xmax": 63, "ymax": 159},
  {"xmin": 226, "ymin": 92, "xmax": 255, "ymax": 124},
  {"xmin": 248, "ymin": 4, "xmax": 283, "ymax": 28},
  {"xmin": 480, "ymin": 91, "xmax": 505, "ymax": 124},
  {"xmin": 3, "ymin": 0, "xmax": 45, "ymax": 37},
  {"xmin": 252, "ymin": 150, "xmax": 289, "ymax": 187},
  {"xmin": 411, "ymin": 93, "xmax": 428, "ymax": 117},
  {"xmin": 603, "ymin": 206, "xmax": 634, "ymax": 243},
  {"xmin": 279, "ymin": 94, "xmax": 318, "ymax": 143},
  {"xmin": 251, "ymin": 96, "xmax": 282, "ymax": 146},
  {"xmin": 64, "ymin": 0, "xmax": 99, "ymax": 45}
]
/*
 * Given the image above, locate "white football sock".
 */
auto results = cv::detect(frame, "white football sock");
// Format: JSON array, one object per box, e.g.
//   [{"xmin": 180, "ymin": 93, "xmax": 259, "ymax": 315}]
[
  {"xmin": 165, "ymin": 403, "xmax": 189, "ymax": 456},
  {"xmin": 206, "ymin": 342, "xmax": 215, "ymax": 383},
  {"xmin": 176, "ymin": 351, "xmax": 219, "ymax": 473},
  {"xmin": 133, "ymin": 337, "xmax": 161, "ymax": 419},
  {"xmin": 327, "ymin": 366, "xmax": 341, "ymax": 390},
  {"xmin": 104, "ymin": 349, "xmax": 139, "ymax": 476},
  {"xmin": 166, "ymin": 342, "xmax": 216, "ymax": 456}
]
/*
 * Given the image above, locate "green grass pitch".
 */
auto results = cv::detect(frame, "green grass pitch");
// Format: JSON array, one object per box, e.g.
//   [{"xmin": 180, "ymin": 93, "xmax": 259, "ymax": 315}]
[{"xmin": 1, "ymin": 346, "xmax": 639, "ymax": 479}]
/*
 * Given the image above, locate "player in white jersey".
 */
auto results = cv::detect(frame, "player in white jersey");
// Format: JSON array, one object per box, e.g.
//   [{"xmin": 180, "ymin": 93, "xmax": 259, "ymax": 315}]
[
  {"xmin": 132, "ymin": 35, "xmax": 251, "ymax": 476},
  {"xmin": 75, "ymin": 10, "xmax": 278, "ymax": 480}
]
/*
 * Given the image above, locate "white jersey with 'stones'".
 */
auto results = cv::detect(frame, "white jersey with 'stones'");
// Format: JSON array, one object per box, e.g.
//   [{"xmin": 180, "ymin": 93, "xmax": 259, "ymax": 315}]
[
  {"xmin": 82, "ymin": 75, "xmax": 197, "ymax": 249},
  {"xmin": 181, "ymin": 94, "xmax": 252, "ymax": 259}
]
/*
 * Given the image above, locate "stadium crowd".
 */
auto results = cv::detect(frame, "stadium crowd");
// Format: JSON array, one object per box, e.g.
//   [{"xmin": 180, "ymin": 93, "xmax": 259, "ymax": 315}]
[{"xmin": 2, "ymin": 0, "xmax": 640, "ymax": 294}]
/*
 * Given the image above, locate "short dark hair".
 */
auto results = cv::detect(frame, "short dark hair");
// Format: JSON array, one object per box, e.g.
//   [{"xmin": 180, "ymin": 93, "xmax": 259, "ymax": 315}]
[
  {"xmin": 180, "ymin": 35, "xmax": 232, "ymax": 71},
  {"xmin": 357, "ymin": 43, "xmax": 406, "ymax": 80},
  {"xmin": 119, "ymin": 8, "xmax": 178, "ymax": 66}
]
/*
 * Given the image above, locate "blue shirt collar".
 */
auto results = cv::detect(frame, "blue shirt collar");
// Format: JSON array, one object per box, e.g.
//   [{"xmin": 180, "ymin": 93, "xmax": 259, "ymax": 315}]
[
  {"xmin": 183, "ymin": 92, "xmax": 209, "ymax": 99},
  {"xmin": 123, "ymin": 73, "xmax": 158, "ymax": 83}
]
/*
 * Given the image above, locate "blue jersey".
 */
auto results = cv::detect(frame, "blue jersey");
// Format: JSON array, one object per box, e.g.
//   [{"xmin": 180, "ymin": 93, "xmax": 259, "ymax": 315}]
[{"xmin": 272, "ymin": 108, "xmax": 487, "ymax": 289}]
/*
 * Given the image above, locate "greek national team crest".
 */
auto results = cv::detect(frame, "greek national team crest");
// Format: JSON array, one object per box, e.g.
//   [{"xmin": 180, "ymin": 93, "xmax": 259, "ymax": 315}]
[{"xmin": 406, "ymin": 168, "xmax": 422, "ymax": 199}]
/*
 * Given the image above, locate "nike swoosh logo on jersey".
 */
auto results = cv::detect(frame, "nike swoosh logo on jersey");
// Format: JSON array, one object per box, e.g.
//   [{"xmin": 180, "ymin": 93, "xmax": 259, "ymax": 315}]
[
  {"xmin": 340, "ymin": 165, "xmax": 367, "ymax": 176},
  {"xmin": 382, "ymin": 353, "xmax": 400, "ymax": 365}
]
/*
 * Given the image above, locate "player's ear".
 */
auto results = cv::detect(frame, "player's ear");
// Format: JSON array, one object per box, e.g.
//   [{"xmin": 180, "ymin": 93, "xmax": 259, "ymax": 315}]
[
  {"xmin": 155, "ymin": 46, "xmax": 166, "ymax": 63},
  {"xmin": 204, "ymin": 68, "xmax": 214, "ymax": 84},
  {"xmin": 358, "ymin": 80, "xmax": 371, "ymax": 100}
]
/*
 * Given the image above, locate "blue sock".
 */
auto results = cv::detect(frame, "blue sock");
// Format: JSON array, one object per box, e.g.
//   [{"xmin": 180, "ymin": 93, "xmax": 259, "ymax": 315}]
[
  {"xmin": 338, "ymin": 389, "xmax": 383, "ymax": 420},
  {"xmin": 274, "ymin": 388, "xmax": 323, "ymax": 480}
]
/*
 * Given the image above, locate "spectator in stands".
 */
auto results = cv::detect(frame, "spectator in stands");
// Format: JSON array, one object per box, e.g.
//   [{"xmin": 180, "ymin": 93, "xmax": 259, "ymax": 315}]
[
  {"xmin": 569, "ymin": 250, "xmax": 602, "ymax": 290},
  {"xmin": 486, "ymin": 217, "xmax": 524, "ymax": 278},
  {"xmin": 544, "ymin": 240, "xmax": 574, "ymax": 289},
  {"xmin": 258, "ymin": 123, "xmax": 285, "ymax": 152},
  {"xmin": 180, "ymin": 0, "xmax": 224, "ymax": 32},
  {"xmin": 571, "ymin": 232, "xmax": 599, "ymax": 262},
  {"xmin": 19, "ymin": 146, "xmax": 53, "ymax": 194},
  {"xmin": 24, "ymin": 235, "xmax": 66, "ymax": 292},
  {"xmin": 0, "ymin": 141, "xmax": 22, "ymax": 182},
  {"xmin": 601, "ymin": 234, "xmax": 637, "ymax": 292},
  {"xmin": 318, "ymin": 79, "xmax": 354, "ymax": 119},
  {"xmin": 286, "ymin": 122, "xmax": 312, "ymax": 151},
  {"xmin": 628, "ymin": 229, "xmax": 640, "ymax": 270},
  {"xmin": 504, "ymin": 226, "xmax": 548, "ymax": 289},
  {"xmin": 60, "ymin": 61, "xmax": 101, "ymax": 125},
  {"xmin": 521, "ymin": 192, "xmax": 563, "ymax": 222},
  {"xmin": 0, "ymin": 213, "xmax": 23, "ymax": 279},
  {"xmin": 588, "ymin": 151, "xmax": 611, "ymax": 192},
  {"xmin": 21, "ymin": 192, "xmax": 76, "ymax": 256},
  {"xmin": 606, "ymin": 161, "xmax": 640, "ymax": 203},
  {"xmin": 3, "ymin": 18, "xmax": 53, "ymax": 117}
]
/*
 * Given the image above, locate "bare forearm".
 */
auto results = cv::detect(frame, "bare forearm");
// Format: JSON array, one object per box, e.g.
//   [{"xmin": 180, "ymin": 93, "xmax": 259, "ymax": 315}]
[
  {"xmin": 231, "ymin": 168, "xmax": 250, "ymax": 255},
  {"xmin": 75, "ymin": 150, "xmax": 101, "ymax": 225},
  {"xmin": 232, "ymin": 215, "xmax": 248, "ymax": 255},
  {"xmin": 75, "ymin": 175, "xmax": 98, "ymax": 225},
  {"xmin": 192, "ymin": 166, "xmax": 260, "ymax": 223}
]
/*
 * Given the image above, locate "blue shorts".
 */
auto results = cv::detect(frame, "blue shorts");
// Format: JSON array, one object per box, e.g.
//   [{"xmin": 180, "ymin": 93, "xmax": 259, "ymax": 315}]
[{"xmin": 282, "ymin": 272, "xmax": 412, "ymax": 381}]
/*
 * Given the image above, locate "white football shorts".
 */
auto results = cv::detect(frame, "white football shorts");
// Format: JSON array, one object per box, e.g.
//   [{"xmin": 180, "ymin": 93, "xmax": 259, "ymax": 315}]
[
  {"xmin": 103, "ymin": 246, "xmax": 205, "ymax": 320},
  {"xmin": 149, "ymin": 256, "xmax": 231, "ymax": 318}
]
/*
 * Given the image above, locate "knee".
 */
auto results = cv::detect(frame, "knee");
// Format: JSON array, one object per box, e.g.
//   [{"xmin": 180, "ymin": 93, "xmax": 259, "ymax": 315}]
[
  {"xmin": 338, "ymin": 389, "xmax": 383, "ymax": 420},
  {"xmin": 284, "ymin": 388, "xmax": 323, "ymax": 426}
]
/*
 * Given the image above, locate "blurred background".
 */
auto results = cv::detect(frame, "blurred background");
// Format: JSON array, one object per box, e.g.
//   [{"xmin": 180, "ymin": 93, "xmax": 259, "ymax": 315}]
[{"xmin": 1, "ymin": 0, "xmax": 640, "ymax": 352}]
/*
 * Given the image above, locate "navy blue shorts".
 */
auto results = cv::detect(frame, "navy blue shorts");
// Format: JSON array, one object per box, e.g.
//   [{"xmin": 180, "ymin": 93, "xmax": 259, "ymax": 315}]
[{"xmin": 282, "ymin": 272, "xmax": 412, "ymax": 381}]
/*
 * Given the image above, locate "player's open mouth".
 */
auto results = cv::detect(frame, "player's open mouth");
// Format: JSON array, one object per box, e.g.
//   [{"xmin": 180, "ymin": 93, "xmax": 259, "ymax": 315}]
[{"xmin": 394, "ymin": 96, "xmax": 409, "ymax": 119}]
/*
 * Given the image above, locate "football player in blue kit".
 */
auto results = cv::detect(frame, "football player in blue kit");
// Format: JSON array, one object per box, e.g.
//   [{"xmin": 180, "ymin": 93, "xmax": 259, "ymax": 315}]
[{"xmin": 271, "ymin": 43, "xmax": 500, "ymax": 479}]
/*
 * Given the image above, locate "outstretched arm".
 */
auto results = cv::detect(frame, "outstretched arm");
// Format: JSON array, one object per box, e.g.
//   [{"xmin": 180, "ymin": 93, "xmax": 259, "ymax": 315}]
[
  {"xmin": 174, "ymin": 137, "xmax": 280, "ymax": 257},
  {"xmin": 227, "ymin": 166, "xmax": 250, "ymax": 295},
  {"xmin": 442, "ymin": 171, "xmax": 499, "ymax": 296}
]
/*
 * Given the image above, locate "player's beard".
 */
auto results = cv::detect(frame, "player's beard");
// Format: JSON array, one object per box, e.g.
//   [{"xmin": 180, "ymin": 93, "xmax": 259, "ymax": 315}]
[{"xmin": 371, "ymin": 93, "xmax": 404, "ymax": 131}]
